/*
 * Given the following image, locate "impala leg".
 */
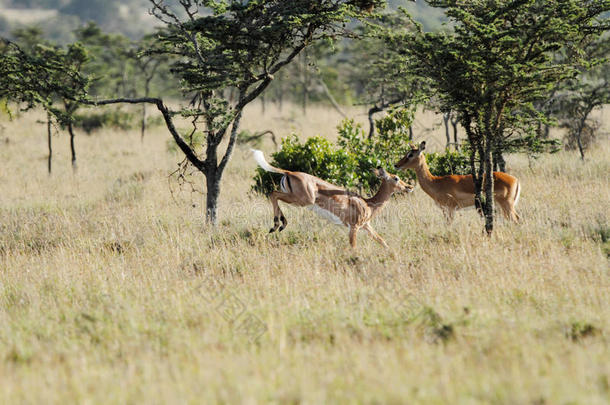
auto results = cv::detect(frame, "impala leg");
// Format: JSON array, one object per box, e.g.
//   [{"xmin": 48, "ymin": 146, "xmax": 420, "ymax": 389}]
[
  {"xmin": 269, "ymin": 191, "xmax": 288, "ymax": 233},
  {"xmin": 443, "ymin": 207, "xmax": 456, "ymax": 224},
  {"xmin": 512, "ymin": 209, "xmax": 521, "ymax": 223},
  {"xmin": 506, "ymin": 205, "xmax": 521, "ymax": 223},
  {"xmin": 269, "ymin": 191, "xmax": 313, "ymax": 233},
  {"xmin": 363, "ymin": 223, "xmax": 389, "ymax": 248},
  {"xmin": 349, "ymin": 226, "xmax": 360, "ymax": 249},
  {"xmin": 496, "ymin": 199, "xmax": 520, "ymax": 223}
]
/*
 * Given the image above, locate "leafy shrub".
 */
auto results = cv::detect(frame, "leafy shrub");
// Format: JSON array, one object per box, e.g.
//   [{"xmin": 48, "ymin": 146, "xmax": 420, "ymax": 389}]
[
  {"xmin": 338, "ymin": 109, "xmax": 414, "ymax": 187},
  {"xmin": 566, "ymin": 321, "xmax": 599, "ymax": 342},
  {"xmin": 252, "ymin": 135, "xmax": 360, "ymax": 195},
  {"xmin": 0, "ymin": 98, "xmax": 10, "ymax": 117},
  {"xmin": 253, "ymin": 107, "xmax": 417, "ymax": 195},
  {"xmin": 562, "ymin": 119, "xmax": 604, "ymax": 152},
  {"xmin": 252, "ymin": 107, "xmax": 477, "ymax": 195},
  {"xmin": 252, "ymin": 107, "xmax": 478, "ymax": 194},
  {"xmin": 425, "ymin": 148, "xmax": 471, "ymax": 176},
  {"xmin": 73, "ymin": 109, "xmax": 135, "ymax": 134}
]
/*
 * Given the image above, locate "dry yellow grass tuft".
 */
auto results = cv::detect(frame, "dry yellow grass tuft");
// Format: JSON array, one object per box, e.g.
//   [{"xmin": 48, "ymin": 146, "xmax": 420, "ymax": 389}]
[{"xmin": 0, "ymin": 103, "xmax": 609, "ymax": 403}]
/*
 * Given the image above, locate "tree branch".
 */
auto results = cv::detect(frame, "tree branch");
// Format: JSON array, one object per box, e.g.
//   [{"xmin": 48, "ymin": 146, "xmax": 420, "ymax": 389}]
[
  {"xmin": 217, "ymin": 110, "xmax": 243, "ymax": 178},
  {"xmin": 236, "ymin": 40, "xmax": 309, "ymax": 111},
  {"xmin": 85, "ymin": 97, "xmax": 206, "ymax": 171}
]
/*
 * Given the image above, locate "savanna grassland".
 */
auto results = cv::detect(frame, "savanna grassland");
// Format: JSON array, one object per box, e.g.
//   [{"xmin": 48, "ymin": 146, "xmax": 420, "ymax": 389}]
[{"xmin": 0, "ymin": 103, "xmax": 609, "ymax": 404}]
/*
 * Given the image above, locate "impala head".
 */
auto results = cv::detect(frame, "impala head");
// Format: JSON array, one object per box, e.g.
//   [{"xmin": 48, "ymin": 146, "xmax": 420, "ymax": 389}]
[
  {"xmin": 373, "ymin": 167, "xmax": 413, "ymax": 193},
  {"xmin": 395, "ymin": 141, "xmax": 426, "ymax": 171}
]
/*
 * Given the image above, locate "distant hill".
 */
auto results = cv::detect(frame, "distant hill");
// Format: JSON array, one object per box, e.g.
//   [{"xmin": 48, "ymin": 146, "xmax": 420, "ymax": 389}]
[
  {"xmin": 391, "ymin": 0, "xmax": 449, "ymax": 31},
  {"xmin": 0, "ymin": 0, "xmax": 447, "ymax": 43},
  {"xmin": 0, "ymin": 0, "xmax": 156, "ymax": 42}
]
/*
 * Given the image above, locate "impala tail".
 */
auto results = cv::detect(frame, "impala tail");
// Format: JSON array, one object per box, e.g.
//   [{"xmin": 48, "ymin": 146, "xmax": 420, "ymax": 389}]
[
  {"xmin": 251, "ymin": 149, "xmax": 286, "ymax": 174},
  {"xmin": 514, "ymin": 180, "xmax": 521, "ymax": 206}
]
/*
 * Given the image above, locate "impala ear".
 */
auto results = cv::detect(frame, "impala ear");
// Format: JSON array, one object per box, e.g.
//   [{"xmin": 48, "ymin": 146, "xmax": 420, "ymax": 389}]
[
  {"xmin": 419, "ymin": 141, "xmax": 426, "ymax": 150},
  {"xmin": 375, "ymin": 166, "xmax": 390, "ymax": 179}
]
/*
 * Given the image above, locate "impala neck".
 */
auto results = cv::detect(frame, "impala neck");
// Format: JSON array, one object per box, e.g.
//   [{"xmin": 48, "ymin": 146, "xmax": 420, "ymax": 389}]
[
  {"xmin": 365, "ymin": 180, "xmax": 395, "ymax": 215},
  {"xmin": 412, "ymin": 156, "xmax": 438, "ymax": 195}
]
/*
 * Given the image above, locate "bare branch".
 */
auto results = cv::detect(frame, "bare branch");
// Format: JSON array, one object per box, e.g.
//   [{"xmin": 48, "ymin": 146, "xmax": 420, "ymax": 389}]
[
  {"xmin": 150, "ymin": 0, "xmax": 183, "ymax": 26},
  {"xmin": 85, "ymin": 97, "xmax": 206, "ymax": 171},
  {"xmin": 217, "ymin": 109, "xmax": 243, "ymax": 177},
  {"xmin": 236, "ymin": 39, "xmax": 309, "ymax": 111}
]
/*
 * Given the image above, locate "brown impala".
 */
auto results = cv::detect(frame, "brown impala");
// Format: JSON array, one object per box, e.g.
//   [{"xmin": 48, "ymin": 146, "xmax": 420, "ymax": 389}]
[
  {"xmin": 395, "ymin": 141, "xmax": 521, "ymax": 222},
  {"xmin": 253, "ymin": 149, "xmax": 413, "ymax": 248}
]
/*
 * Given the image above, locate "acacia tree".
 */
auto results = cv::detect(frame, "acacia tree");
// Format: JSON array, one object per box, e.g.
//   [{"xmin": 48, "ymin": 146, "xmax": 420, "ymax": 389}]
[
  {"xmin": 74, "ymin": 22, "xmax": 135, "ymax": 99},
  {"xmin": 90, "ymin": 0, "xmax": 379, "ymax": 224},
  {"xmin": 0, "ymin": 38, "xmax": 89, "ymax": 173},
  {"xmin": 344, "ymin": 11, "xmax": 423, "ymax": 139},
  {"xmin": 129, "ymin": 33, "xmax": 172, "ymax": 141},
  {"xmin": 557, "ymin": 34, "xmax": 610, "ymax": 159},
  {"xmin": 391, "ymin": 0, "xmax": 610, "ymax": 234}
]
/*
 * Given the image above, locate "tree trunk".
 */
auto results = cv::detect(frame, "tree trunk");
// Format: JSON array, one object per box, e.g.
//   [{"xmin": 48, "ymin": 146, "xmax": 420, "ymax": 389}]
[
  {"xmin": 576, "ymin": 129, "xmax": 585, "ymax": 160},
  {"xmin": 472, "ymin": 144, "xmax": 484, "ymax": 215},
  {"xmin": 261, "ymin": 93, "xmax": 266, "ymax": 115},
  {"xmin": 493, "ymin": 136, "xmax": 506, "ymax": 172},
  {"xmin": 482, "ymin": 137, "xmax": 494, "ymax": 236},
  {"xmin": 141, "ymin": 79, "xmax": 152, "ymax": 141},
  {"xmin": 451, "ymin": 116, "xmax": 459, "ymax": 148},
  {"xmin": 141, "ymin": 103, "xmax": 147, "ymax": 142},
  {"xmin": 318, "ymin": 76, "xmax": 346, "ymax": 118},
  {"xmin": 203, "ymin": 111, "xmax": 243, "ymax": 225},
  {"xmin": 302, "ymin": 82, "xmax": 308, "ymax": 115},
  {"xmin": 68, "ymin": 121, "xmax": 77, "ymax": 171},
  {"xmin": 301, "ymin": 53, "xmax": 308, "ymax": 115},
  {"xmin": 367, "ymin": 105, "xmax": 381, "ymax": 139},
  {"xmin": 47, "ymin": 116, "xmax": 52, "ymax": 175},
  {"xmin": 465, "ymin": 117, "xmax": 483, "ymax": 215},
  {"xmin": 575, "ymin": 112, "xmax": 590, "ymax": 161},
  {"xmin": 277, "ymin": 71, "xmax": 284, "ymax": 112},
  {"xmin": 443, "ymin": 112, "xmax": 451, "ymax": 149},
  {"xmin": 408, "ymin": 126, "xmax": 413, "ymax": 141},
  {"xmin": 368, "ymin": 109, "xmax": 375, "ymax": 139},
  {"xmin": 493, "ymin": 149, "xmax": 506, "ymax": 172},
  {"xmin": 205, "ymin": 170, "xmax": 220, "ymax": 225}
]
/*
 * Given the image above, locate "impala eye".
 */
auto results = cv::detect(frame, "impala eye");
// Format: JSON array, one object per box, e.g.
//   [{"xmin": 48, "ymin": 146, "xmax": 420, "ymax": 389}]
[{"xmin": 394, "ymin": 177, "xmax": 399, "ymax": 183}]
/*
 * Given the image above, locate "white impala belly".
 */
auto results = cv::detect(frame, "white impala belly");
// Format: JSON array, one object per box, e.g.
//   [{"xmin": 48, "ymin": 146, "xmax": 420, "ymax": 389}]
[{"xmin": 309, "ymin": 204, "xmax": 343, "ymax": 225}]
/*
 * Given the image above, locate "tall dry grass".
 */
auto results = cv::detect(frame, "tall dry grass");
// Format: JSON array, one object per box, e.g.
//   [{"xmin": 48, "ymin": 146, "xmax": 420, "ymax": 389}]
[{"xmin": 0, "ymin": 102, "xmax": 608, "ymax": 404}]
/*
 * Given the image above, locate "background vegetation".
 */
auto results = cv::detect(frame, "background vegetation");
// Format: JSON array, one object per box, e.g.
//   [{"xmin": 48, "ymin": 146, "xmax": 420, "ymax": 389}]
[{"xmin": 1, "ymin": 0, "xmax": 609, "ymax": 402}]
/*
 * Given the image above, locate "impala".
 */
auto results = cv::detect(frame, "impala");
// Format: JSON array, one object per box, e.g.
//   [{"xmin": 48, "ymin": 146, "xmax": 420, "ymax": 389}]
[
  {"xmin": 252, "ymin": 149, "xmax": 412, "ymax": 248},
  {"xmin": 395, "ymin": 141, "xmax": 520, "ymax": 222}
]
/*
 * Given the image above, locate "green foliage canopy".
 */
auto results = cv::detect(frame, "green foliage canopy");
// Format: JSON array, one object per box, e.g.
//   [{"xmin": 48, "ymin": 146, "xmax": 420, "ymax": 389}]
[
  {"xmin": 0, "ymin": 37, "xmax": 89, "ymax": 117},
  {"xmin": 388, "ymin": 0, "xmax": 610, "ymax": 233}
]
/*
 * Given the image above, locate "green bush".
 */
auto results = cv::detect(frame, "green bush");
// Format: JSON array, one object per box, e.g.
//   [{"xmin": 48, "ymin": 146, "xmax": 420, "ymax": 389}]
[
  {"xmin": 253, "ymin": 108, "xmax": 415, "ymax": 195},
  {"xmin": 425, "ymin": 148, "xmax": 471, "ymax": 176},
  {"xmin": 252, "ymin": 107, "xmax": 473, "ymax": 195},
  {"xmin": 338, "ymin": 108, "xmax": 415, "ymax": 187},
  {"xmin": 73, "ymin": 109, "xmax": 135, "ymax": 134},
  {"xmin": 0, "ymin": 99, "xmax": 10, "ymax": 117},
  {"xmin": 253, "ymin": 135, "xmax": 360, "ymax": 195}
]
